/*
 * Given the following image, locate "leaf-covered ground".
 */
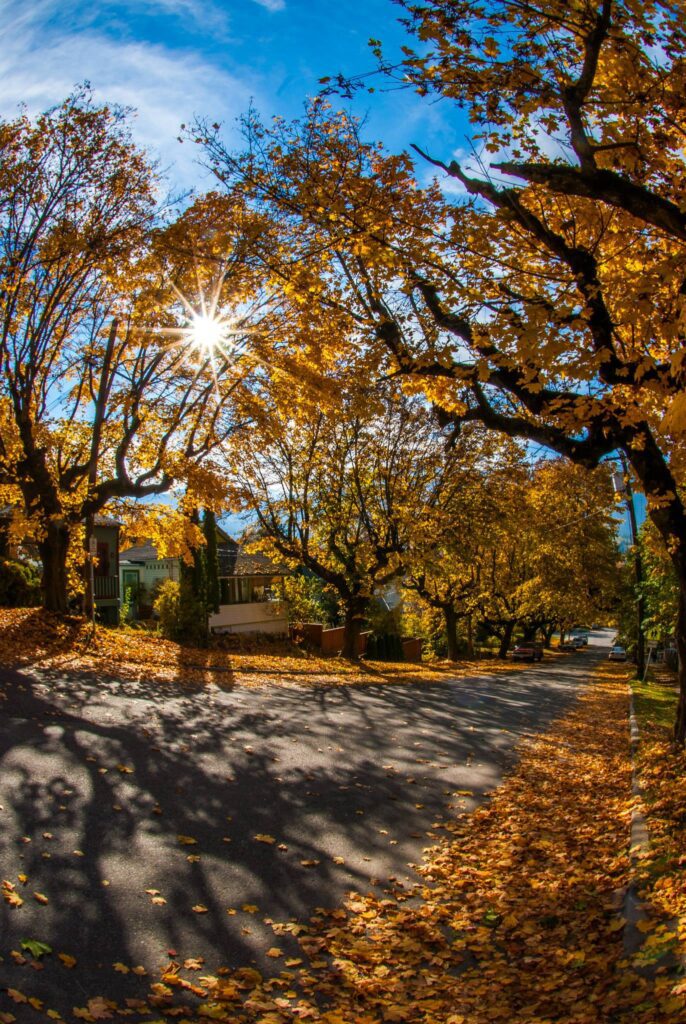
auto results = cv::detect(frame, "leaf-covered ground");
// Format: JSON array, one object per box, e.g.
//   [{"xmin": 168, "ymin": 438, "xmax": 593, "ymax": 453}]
[
  {"xmin": 3, "ymin": 658, "xmax": 685, "ymax": 1022},
  {"xmin": 0, "ymin": 609, "xmax": 537, "ymax": 690},
  {"xmin": 631, "ymin": 671, "xmax": 686, "ymax": 981}
]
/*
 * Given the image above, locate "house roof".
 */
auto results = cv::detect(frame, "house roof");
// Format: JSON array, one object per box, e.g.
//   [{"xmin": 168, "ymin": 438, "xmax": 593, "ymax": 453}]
[
  {"xmin": 119, "ymin": 542, "xmax": 161, "ymax": 562},
  {"xmin": 226, "ymin": 548, "xmax": 287, "ymax": 578},
  {"xmin": 94, "ymin": 515, "xmax": 121, "ymax": 528},
  {"xmin": 120, "ymin": 538, "xmax": 286, "ymax": 578}
]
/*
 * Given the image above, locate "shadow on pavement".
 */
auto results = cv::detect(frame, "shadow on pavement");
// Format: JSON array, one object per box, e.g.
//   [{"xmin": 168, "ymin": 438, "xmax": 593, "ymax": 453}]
[{"xmin": 0, "ymin": 648, "xmax": 600, "ymax": 1013}]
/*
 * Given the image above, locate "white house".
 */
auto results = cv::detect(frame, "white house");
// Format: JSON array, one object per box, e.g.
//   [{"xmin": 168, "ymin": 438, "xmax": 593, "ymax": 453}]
[{"xmin": 119, "ymin": 530, "xmax": 288, "ymax": 635}]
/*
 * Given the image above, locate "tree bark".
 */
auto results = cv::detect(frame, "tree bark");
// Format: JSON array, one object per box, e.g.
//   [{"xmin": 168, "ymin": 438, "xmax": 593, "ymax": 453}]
[
  {"xmin": 498, "ymin": 620, "xmax": 515, "ymax": 659},
  {"xmin": 38, "ymin": 519, "xmax": 71, "ymax": 614},
  {"xmin": 543, "ymin": 624, "xmax": 556, "ymax": 649},
  {"xmin": 466, "ymin": 613, "xmax": 474, "ymax": 658},
  {"xmin": 341, "ymin": 599, "xmax": 367, "ymax": 660},
  {"xmin": 444, "ymin": 606, "xmax": 460, "ymax": 661}
]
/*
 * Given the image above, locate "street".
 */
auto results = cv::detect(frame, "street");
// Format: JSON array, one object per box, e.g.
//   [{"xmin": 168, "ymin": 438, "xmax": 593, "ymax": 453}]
[{"xmin": 0, "ymin": 634, "xmax": 611, "ymax": 1013}]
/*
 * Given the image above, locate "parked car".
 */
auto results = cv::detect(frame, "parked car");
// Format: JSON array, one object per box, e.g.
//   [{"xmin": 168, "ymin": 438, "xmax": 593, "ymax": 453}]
[
  {"xmin": 512, "ymin": 643, "xmax": 543, "ymax": 662},
  {"xmin": 608, "ymin": 645, "xmax": 627, "ymax": 662}
]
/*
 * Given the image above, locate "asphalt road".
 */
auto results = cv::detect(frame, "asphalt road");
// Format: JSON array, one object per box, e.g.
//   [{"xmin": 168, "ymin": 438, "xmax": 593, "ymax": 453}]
[{"xmin": 0, "ymin": 632, "xmax": 612, "ymax": 1016}]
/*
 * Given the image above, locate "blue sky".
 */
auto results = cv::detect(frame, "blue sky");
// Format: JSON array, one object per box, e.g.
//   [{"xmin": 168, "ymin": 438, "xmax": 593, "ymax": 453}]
[{"xmin": 0, "ymin": 0, "xmax": 456, "ymax": 192}]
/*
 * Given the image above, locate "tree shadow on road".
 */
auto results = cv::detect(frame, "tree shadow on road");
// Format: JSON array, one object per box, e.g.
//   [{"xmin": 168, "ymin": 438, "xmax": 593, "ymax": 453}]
[{"xmin": 0, "ymin": 655, "xmax": 591, "ymax": 1016}]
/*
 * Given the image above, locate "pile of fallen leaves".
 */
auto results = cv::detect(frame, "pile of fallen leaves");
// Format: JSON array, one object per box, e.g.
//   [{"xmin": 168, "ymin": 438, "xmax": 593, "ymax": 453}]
[
  {"xmin": 5, "ymin": 661, "xmax": 685, "ymax": 1023},
  {"xmin": 632, "ymin": 676, "xmax": 686, "ymax": 976},
  {"xmin": 0, "ymin": 608, "xmax": 536, "ymax": 690}
]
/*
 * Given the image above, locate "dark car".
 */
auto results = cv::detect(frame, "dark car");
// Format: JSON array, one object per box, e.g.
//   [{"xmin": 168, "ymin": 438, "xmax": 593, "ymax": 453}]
[{"xmin": 512, "ymin": 643, "xmax": 543, "ymax": 662}]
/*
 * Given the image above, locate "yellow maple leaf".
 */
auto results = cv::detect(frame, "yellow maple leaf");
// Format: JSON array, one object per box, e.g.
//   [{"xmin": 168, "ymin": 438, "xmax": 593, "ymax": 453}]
[{"xmin": 177, "ymin": 835, "xmax": 198, "ymax": 845}]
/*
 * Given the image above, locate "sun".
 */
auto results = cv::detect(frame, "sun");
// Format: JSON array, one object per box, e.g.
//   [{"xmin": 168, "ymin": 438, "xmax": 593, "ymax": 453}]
[{"xmin": 190, "ymin": 314, "xmax": 227, "ymax": 354}]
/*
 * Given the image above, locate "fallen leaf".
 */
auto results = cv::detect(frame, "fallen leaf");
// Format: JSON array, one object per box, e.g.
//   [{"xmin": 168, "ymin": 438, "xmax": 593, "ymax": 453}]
[
  {"xmin": 183, "ymin": 957, "xmax": 204, "ymax": 970},
  {"xmin": 192, "ymin": 904, "xmax": 208, "ymax": 913},
  {"xmin": 20, "ymin": 939, "xmax": 52, "ymax": 959},
  {"xmin": 33, "ymin": 892, "xmax": 49, "ymax": 905},
  {"xmin": 177, "ymin": 835, "xmax": 198, "ymax": 846}
]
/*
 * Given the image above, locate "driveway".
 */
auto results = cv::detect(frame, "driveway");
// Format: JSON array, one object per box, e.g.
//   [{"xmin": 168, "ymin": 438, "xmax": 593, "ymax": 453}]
[{"xmin": 0, "ymin": 634, "xmax": 611, "ymax": 1015}]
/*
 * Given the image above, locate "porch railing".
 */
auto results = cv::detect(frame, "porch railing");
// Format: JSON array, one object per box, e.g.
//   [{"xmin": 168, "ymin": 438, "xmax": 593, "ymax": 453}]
[{"xmin": 94, "ymin": 575, "xmax": 119, "ymax": 600}]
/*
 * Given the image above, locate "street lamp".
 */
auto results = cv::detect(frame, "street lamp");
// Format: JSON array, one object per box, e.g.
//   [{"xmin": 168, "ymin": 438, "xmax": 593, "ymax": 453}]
[{"xmin": 612, "ymin": 456, "xmax": 645, "ymax": 675}]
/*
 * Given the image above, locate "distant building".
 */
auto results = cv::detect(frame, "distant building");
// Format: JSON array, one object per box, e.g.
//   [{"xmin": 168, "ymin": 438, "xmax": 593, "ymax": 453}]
[{"xmin": 119, "ymin": 528, "xmax": 288, "ymax": 635}]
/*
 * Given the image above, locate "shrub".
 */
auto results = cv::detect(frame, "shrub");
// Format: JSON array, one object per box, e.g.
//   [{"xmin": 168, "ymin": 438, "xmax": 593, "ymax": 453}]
[
  {"xmin": 153, "ymin": 579, "xmax": 181, "ymax": 639},
  {"xmin": 0, "ymin": 559, "xmax": 41, "ymax": 607},
  {"xmin": 153, "ymin": 576, "xmax": 208, "ymax": 646}
]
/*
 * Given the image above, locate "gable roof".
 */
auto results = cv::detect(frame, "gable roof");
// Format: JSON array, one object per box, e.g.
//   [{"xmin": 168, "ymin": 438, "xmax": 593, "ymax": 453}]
[
  {"xmin": 119, "ymin": 542, "xmax": 161, "ymax": 562},
  {"xmin": 120, "ymin": 538, "xmax": 286, "ymax": 578}
]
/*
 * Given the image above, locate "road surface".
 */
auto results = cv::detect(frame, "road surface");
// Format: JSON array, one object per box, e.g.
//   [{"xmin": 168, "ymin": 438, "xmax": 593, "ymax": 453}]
[{"xmin": 0, "ymin": 631, "xmax": 612, "ymax": 1015}]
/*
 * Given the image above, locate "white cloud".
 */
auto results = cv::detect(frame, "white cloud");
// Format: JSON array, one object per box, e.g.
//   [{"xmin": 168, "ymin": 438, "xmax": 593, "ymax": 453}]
[
  {"xmin": 0, "ymin": 0, "xmax": 259, "ymax": 190},
  {"xmin": 251, "ymin": 0, "xmax": 286, "ymax": 10}
]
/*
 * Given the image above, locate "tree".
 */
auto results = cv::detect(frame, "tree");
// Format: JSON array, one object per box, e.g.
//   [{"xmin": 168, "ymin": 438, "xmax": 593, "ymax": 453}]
[
  {"xmin": 0, "ymin": 93, "xmax": 252, "ymax": 613},
  {"xmin": 203, "ymin": 509, "xmax": 221, "ymax": 615},
  {"xmin": 402, "ymin": 429, "xmax": 520, "ymax": 659},
  {"xmin": 231, "ymin": 384, "xmax": 440, "ymax": 658},
  {"xmin": 370, "ymin": 0, "xmax": 686, "ymax": 735},
  {"xmin": 198, "ymin": 1, "xmax": 686, "ymax": 739}
]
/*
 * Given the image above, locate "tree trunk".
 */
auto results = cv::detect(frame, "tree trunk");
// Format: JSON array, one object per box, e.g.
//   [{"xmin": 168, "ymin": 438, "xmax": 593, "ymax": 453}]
[
  {"xmin": 444, "ymin": 606, "xmax": 460, "ymax": 661},
  {"xmin": 466, "ymin": 613, "xmax": 474, "ymax": 658},
  {"xmin": 498, "ymin": 621, "xmax": 515, "ymax": 659},
  {"xmin": 38, "ymin": 519, "xmax": 71, "ymax": 614},
  {"xmin": 341, "ymin": 600, "xmax": 367, "ymax": 660},
  {"xmin": 543, "ymin": 624, "xmax": 556, "ymax": 649}
]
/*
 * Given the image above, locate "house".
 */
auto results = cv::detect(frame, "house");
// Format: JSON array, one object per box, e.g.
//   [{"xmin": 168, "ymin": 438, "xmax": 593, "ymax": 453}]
[
  {"xmin": 91, "ymin": 516, "xmax": 121, "ymax": 624},
  {"xmin": 1, "ymin": 507, "xmax": 120, "ymax": 622},
  {"xmin": 119, "ymin": 528, "xmax": 289, "ymax": 635}
]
